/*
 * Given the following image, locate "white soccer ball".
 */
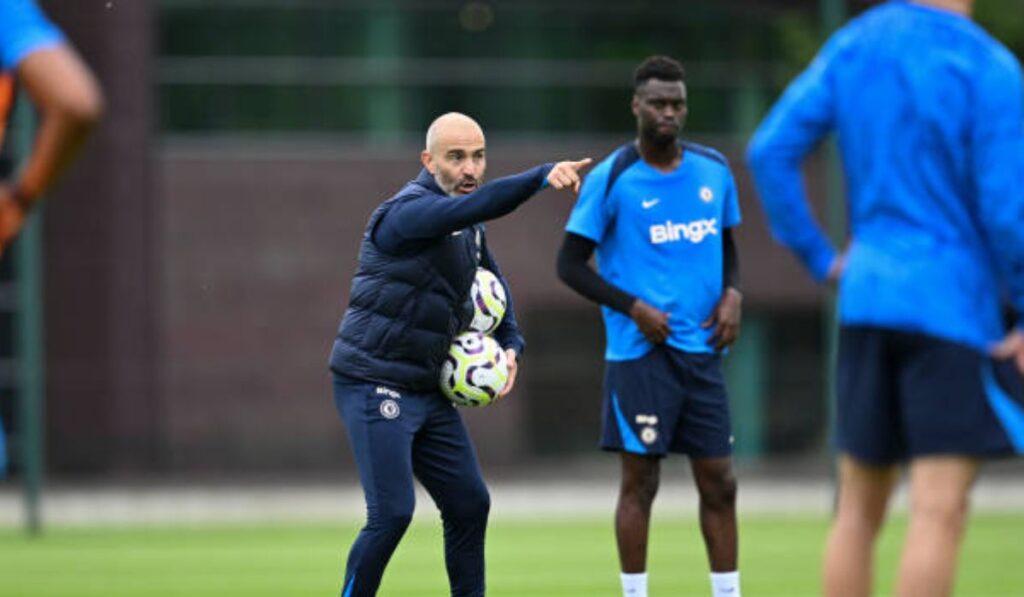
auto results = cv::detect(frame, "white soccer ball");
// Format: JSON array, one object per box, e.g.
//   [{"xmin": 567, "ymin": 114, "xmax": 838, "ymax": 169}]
[
  {"xmin": 469, "ymin": 267, "xmax": 507, "ymax": 335},
  {"xmin": 439, "ymin": 332, "xmax": 509, "ymax": 407}
]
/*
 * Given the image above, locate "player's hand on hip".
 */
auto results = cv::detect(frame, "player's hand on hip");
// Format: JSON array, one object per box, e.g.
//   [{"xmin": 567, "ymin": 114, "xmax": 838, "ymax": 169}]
[
  {"xmin": 498, "ymin": 349, "xmax": 518, "ymax": 399},
  {"xmin": 992, "ymin": 328, "xmax": 1024, "ymax": 375},
  {"xmin": 546, "ymin": 158, "xmax": 593, "ymax": 194},
  {"xmin": 0, "ymin": 184, "xmax": 28, "ymax": 258},
  {"xmin": 629, "ymin": 299, "xmax": 670, "ymax": 344},
  {"xmin": 702, "ymin": 287, "xmax": 743, "ymax": 351}
]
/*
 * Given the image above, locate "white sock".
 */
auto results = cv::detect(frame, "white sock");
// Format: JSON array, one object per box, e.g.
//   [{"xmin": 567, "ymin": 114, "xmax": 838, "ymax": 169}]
[
  {"xmin": 620, "ymin": 572, "xmax": 648, "ymax": 597},
  {"xmin": 710, "ymin": 571, "xmax": 740, "ymax": 596}
]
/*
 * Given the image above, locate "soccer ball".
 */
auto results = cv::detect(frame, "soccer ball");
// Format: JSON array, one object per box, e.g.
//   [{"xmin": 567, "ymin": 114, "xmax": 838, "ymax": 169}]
[
  {"xmin": 439, "ymin": 332, "xmax": 509, "ymax": 407},
  {"xmin": 469, "ymin": 267, "xmax": 507, "ymax": 335}
]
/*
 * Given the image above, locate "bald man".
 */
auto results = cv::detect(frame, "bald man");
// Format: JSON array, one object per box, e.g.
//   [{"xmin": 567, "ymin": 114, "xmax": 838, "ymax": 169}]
[{"xmin": 328, "ymin": 113, "xmax": 589, "ymax": 596}]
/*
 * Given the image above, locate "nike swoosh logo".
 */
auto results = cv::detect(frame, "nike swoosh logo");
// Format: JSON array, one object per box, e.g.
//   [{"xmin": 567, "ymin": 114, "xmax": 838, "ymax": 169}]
[{"xmin": 641, "ymin": 199, "xmax": 660, "ymax": 209}]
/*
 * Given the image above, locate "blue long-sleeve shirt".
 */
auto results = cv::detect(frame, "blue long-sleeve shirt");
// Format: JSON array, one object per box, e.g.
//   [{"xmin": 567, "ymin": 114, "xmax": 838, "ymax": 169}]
[
  {"xmin": 374, "ymin": 165, "xmax": 552, "ymax": 355},
  {"xmin": 747, "ymin": 0, "xmax": 1024, "ymax": 351}
]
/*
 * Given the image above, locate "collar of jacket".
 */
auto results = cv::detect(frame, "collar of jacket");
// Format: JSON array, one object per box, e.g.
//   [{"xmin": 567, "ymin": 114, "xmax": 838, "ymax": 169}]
[{"xmin": 415, "ymin": 168, "xmax": 447, "ymax": 196}]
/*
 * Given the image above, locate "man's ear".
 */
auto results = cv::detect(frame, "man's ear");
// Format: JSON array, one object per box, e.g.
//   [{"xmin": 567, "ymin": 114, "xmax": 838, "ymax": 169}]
[
  {"xmin": 631, "ymin": 94, "xmax": 640, "ymax": 118},
  {"xmin": 420, "ymin": 150, "xmax": 433, "ymax": 172}
]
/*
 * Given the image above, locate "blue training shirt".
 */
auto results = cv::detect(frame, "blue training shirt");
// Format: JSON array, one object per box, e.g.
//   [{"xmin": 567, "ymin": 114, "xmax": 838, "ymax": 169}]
[
  {"xmin": 0, "ymin": 0, "xmax": 64, "ymax": 71},
  {"xmin": 566, "ymin": 142, "xmax": 742, "ymax": 361},
  {"xmin": 747, "ymin": 0, "xmax": 1024, "ymax": 352}
]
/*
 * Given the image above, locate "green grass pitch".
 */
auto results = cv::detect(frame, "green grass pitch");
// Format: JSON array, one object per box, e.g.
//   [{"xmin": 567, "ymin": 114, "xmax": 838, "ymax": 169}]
[{"xmin": 1, "ymin": 513, "xmax": 1022, "ymax": 596}]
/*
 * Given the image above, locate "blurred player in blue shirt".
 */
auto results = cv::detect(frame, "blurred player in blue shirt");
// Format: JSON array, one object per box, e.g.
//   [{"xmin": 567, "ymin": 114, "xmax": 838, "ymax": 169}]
[
  {"xmin": 559, "ymin": 56, "xmax": 744, "ymax": 597},
  {"xmin": 748, "ymin": 1, "xmax": 1024, "ymax": 595},
  {"xmin": 0, "ymin": 1, "xmax": 103, "ymax": 477}
]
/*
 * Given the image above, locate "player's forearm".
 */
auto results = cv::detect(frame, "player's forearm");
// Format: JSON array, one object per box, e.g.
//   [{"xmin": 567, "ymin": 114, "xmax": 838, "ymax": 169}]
[
  {"xmin": 556, "ymin": 232, "xmax": 636, "ymax": 314},
  {"xmin": 998, "ymin": 232, "xmax": 1024, "ymax": 324},
  {"xmin": 995, "ymin": 243, "xmax": 1024, "ymax": 327},
  {"xmin": 723, "ymin": 228, "xmax": 741, "ymax": 291},
  {"xmin": 14, "ymin": 46, "xmax": 103, "ymax": 204},
  {"xmin": 15, "ymin": 104, "xmax": 98, "ymax": 203},
  {"xmin": 975, "ymin": 139, "xmax": 1024, "ymax": 325},
  {"xmin": 747, "ymin": 152, "xmax": 835, "ymax": 281},
  {"xmin": 973, "ymin": 190, "xmax": 1024, "ymax": 321}
]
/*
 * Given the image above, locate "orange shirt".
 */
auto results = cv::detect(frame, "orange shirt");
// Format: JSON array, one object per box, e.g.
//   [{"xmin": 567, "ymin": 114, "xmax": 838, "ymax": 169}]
[{"xmin": 0, "ymin": 72, "xmax": 14, "ymax": 148}]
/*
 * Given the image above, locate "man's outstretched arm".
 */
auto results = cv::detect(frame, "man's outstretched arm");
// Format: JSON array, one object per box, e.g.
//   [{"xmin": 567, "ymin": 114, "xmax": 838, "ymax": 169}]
[{"xmin": 378, "ymin": 159, "xmax": 592, "ymax": 253}]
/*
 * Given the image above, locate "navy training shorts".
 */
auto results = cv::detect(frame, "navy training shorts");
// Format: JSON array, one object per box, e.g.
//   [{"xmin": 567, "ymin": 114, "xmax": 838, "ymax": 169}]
[
  {"xmin": 836, "ymin": 326, "xmax": 1024, "ymax": 464},
  {"xmin": 601, "ymin": 345, "xmax": 733, "ymax": 458}
]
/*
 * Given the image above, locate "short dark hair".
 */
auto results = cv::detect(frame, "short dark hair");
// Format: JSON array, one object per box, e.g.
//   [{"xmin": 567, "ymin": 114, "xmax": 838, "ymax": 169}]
[{"xmin": 633, "ymin": 55, "xmax": 685, "ymax": 89}]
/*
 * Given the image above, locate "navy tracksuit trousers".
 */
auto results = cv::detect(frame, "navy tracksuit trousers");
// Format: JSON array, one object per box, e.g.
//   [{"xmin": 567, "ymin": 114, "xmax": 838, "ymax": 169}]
[{"xmin": 333, "ymin": 374, "xmax": 490, "ymax": 597}]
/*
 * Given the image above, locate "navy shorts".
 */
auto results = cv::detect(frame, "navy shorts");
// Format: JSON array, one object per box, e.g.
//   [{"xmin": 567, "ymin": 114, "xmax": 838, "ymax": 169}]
[
  {"xmin": 602, "ymin": 345, "xmax": 733, "ymax": 458},
  {"xmin": 837, "ymin": 326, "xmax": 1024, "ymax": 464}
]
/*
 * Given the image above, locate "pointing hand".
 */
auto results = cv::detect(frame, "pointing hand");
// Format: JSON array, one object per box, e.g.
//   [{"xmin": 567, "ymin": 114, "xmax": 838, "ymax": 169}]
[{"xmin": 547, "ymin": 158, "xmax": 594, "ymax": 194}]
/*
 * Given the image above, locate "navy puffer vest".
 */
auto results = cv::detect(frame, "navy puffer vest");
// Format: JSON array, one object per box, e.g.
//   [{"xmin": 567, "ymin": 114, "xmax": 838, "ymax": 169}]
[{"xmin": 329, "ymin": 177, "xmax": 482, "ymax": 391}]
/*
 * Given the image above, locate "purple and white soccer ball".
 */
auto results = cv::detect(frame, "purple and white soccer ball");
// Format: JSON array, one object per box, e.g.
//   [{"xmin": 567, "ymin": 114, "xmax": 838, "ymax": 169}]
[
  {"xmin": 469, "ymin": 267, "xmax": 508, "ymax": 335},
  {"xmin": 439, "ymin": 332, "xmax": 509, "ymax": 407}
]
